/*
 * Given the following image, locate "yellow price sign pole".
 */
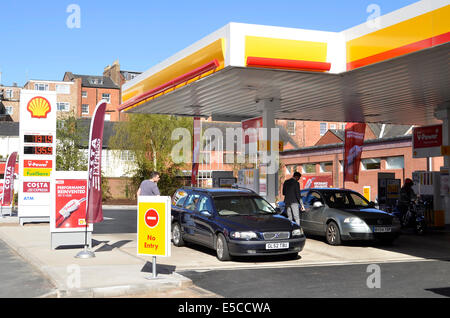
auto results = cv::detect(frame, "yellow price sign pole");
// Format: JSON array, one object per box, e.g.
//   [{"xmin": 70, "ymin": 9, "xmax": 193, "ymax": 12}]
[{"xmin": 137, "ymin": 196, "xmax": 171, "ymax": 278}]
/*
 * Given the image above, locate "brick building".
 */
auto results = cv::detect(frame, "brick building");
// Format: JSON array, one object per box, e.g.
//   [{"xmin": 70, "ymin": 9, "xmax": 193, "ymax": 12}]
[
  {"xmin": 23, "ymin": 80, "xmax": 78, "ymax": 120},
  {"xmin": 63, "ymin": 72, "xmax": 121, "ymax": 121},
  {"xmin": 0, "ymin": 84, "xmax": 21, "ymax": 122},
  {"xmin": 279, "ymin": 123, "xmax": 444, "ymax": 202}
]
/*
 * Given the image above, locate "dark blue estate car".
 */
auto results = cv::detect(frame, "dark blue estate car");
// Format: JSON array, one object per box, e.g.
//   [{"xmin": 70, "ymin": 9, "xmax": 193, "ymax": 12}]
[{"xmin": 171, "ymin": 187, "xmax": 306, "ymax": 261}]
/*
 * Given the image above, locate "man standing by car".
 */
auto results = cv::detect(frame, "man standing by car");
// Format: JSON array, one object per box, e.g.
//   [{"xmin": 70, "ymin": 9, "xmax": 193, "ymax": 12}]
[
  {"xmin": 137, "ymin": 171, "xmax": 161, "ymax": 196},
  {"xmin": 282, "ymin": 171, "xmax": 305, "ymax": 225},
  {"xmin": 397, "ymin": 178, "xmax": 417, "ymax": 222}
]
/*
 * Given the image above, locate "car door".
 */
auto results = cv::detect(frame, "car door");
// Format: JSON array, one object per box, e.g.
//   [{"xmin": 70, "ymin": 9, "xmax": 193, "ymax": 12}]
[
  {"xmin": 191, "ymin": 195, "xmax": 216, "ymax": 248},
  {"xmin": 180, "ymin": 192, "xmax": 199, "ymax": 241},
  {"xmin": 301, "ymin": 190, "xmax": 326, "ymax": 234}
]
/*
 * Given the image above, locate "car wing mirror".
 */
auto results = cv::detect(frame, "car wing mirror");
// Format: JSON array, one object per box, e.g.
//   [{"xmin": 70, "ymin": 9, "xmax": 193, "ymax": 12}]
[
  {"xmin": 200, "ymin": 210, "xmax": 213, "ymax": 218},
  {"xmin": 313, "ymin": 201, "xmax": 323, "ymax": 208}
]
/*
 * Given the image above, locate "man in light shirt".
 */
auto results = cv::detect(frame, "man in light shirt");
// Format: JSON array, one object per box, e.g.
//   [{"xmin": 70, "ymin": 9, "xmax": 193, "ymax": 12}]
[{"xmin": 137, "ymin": 171, "xmax": 161, "ymax": 196}]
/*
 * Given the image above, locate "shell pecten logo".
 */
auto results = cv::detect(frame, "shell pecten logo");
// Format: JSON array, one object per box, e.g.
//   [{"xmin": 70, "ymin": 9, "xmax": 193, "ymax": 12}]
[{"xmin": 27, "ymin": 96, "xmax": 51, "ymax": 119}]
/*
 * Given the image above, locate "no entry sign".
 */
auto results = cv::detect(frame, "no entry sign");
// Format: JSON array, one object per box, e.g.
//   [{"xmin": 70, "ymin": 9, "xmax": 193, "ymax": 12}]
[
  {"xmin": 137, "ymin": 196, "xmax": 171, "ymax": 257},
  {"xmin": 145, "ymin": 209, "xmax": 159, "ymax": 228}
]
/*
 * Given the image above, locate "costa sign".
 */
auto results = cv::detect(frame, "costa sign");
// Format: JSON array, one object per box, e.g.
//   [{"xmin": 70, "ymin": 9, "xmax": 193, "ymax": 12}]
[
  {"xmin": 23, "ymin": 182, "xmax": 50, "ymax": 193},
  {"xmin": 413, "ymin": 124, "xmax": 443, "ymax": 158}
]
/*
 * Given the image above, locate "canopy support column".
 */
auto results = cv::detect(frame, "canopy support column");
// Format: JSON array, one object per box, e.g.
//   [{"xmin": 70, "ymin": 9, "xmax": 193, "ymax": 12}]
[
  {"xmin": 434, "ymin": 101, "xmax": 450, "ymax": 225},
  {"xmin": 256, "ymin": 98, "xmax": 280, "ymax": 204}
]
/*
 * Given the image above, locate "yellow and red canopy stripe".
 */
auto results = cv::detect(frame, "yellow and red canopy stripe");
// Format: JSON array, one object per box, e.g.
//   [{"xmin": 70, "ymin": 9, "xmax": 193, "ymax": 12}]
[{"xmin": 347, "ymin": 5, "xmax": 450, "ymax": 70}]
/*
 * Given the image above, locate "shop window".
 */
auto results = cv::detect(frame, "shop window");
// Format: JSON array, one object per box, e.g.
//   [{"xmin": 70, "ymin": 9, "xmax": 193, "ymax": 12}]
[
  {"xmin": 302, "ymin": 163, "xmax": 316, "ymax": 174},
  {"xmin": 285, "ymin": 165, "xmax": 298, "ymax": 175},
  {"xmin": 386, "ymin": 156, "xmax": 404, "ymax": 169},
  {"xmin": 319, "ymin": 162, "xmax": 333, "ymax": 173},
  {"xmin": 362, "ymin": 158, "xmax": 381, "ymax": 170}
]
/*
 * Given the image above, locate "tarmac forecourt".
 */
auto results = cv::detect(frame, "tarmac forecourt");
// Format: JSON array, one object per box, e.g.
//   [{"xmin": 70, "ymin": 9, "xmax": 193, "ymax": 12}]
[{"xmin": 1, "ymin": 207, "xmax": 450, "ymax": 298}]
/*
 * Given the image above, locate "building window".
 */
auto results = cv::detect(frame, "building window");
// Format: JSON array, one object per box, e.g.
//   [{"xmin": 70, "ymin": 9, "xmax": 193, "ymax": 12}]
[
  {"xmin": 285, "ymin": 165, "xmax": 298, "ymax": 175},
  {"xmin": 34, "ymin": 83, "xmax": 49, "ymax": 91},
  {"xmin": 329, "ymin": 124, "xmax": 336, "ymax": 130},
  {"xmin": 361, "ymin": 158, "xmax": 381, "ymax": 170},
  {"xmin": 302, "ymin": 163, "xmax": 316, "ymax": 174},
  {"xmin": 89, "ymin": 78, "xmax": 103, "ymax": 85},
  {"xmin": 102, "ymin": 93, "xmax": 111, "ymax": 103},
  {"xmin": 56, "ymin": 84, "xmax": 70, "ymax": 94},
  {"xmin": 81, "ymin": 104, "xmax": 89, "ymax": 115},
  {"xmin": 82, "ymin": 91, "xmax": 87, "ymax": 98},
  {"xmin": 120, "ymin": 150, "xmax": 135, "ymax": 161},
  {"xmin": 57, "ymin": 102, "xmax": 70, "ymax": 112},
  {"xmin": 320, "ymin": 123, "xmax": 327, "ymax": 136},
  {"xmin": 287, "ymin": 121, "xmax": 296, "ymax": 135},
  {"xmin": 386, "ymin": 156, "xmax": 404, "ymax": 170},
  {"xmin": 5, "ymin": 106, "xmax": 13, "ymax": 115},
  {"xmin": 104, "ymin": 113, "xmax": 111, "ymax": 121},
  {"xmin": 319, "ymin": 162, "xmax": 333, "ymax": 173},
  {"xmin": 5, "ymin": 89, "xmax": 13, "ymax": 99}
]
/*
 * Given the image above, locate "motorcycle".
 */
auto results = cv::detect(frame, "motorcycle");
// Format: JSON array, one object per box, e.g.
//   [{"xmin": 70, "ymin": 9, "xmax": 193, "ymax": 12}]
[{"xmin": 393, "ymin": 199, "xmax": 427, "ymax": 235}]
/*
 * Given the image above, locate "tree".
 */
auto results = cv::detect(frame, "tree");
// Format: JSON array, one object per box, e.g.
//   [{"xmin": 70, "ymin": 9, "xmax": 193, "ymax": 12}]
[
  {"xmin": 56, "ymin": 115, "xmax": 87, "ymax": 171},
  {"xmin": 109, "ymin": 114, "xmax": 193, "ymax": 197}
]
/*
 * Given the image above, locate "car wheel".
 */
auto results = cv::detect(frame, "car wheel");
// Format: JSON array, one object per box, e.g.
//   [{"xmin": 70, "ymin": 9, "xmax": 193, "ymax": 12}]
[
  {"xmin": 326, "ymin": 221, "xmax": 341, "ymax": 246},
  {"xmin": 216, "ymin": 233, "xmax": 231, "ymax": 261},
  {"xmin": 172, "ymin": 223, "xmax": 185, "ymax": 247}
]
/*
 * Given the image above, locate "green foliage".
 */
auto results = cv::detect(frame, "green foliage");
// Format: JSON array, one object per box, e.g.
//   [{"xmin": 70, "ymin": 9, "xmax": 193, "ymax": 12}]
[
  {"xmin": 56, "ymin": 115, "xmax": 88, "ymax": 171},
  {"xmin": 109, "ymin": 114, "xmax": 193, "ymax": 197}
]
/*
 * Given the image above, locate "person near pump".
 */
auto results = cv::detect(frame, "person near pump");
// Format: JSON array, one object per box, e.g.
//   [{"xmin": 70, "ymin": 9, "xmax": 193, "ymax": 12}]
[
  {"xmin": 397, "ymin": 178, "xmax": 417, "ymax": 221},
  {"xmin": 282, "ymin": 171, "xmax": 305, "ymax": 225},
  {"xmin": 137, "ymin": 171, "xmax": 161, "ymax": 196}
]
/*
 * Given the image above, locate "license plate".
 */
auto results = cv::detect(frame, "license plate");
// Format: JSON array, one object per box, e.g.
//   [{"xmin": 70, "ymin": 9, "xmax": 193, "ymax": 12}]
[
  {"xmin": 373, "ymin": 226, "xmax": 392, "ymax": 233},
  {"xmin": 266, "ymin": 242, "xmax": 289, "ymax": 250}
]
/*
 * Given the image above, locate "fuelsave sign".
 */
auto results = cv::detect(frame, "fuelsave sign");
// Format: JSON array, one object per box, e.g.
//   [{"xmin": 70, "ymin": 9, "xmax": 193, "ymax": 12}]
[{"xmin": 413, "ymin": 124, "xmax": 442, "ymax": 158}]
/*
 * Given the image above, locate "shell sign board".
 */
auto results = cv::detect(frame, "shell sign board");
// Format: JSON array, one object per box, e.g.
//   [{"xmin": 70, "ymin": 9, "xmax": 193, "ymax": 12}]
[
  {"xmin": 18, "ymin": 90, "xmax": 57, "ymax": 225},
  {"xmin": 137, "ymin": 196, "xmax": 171, "ymax": 257}
]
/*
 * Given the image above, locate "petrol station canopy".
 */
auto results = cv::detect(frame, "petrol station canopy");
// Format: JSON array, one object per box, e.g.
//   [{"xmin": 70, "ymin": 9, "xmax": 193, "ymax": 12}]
[{"xmin": 119, "ymin": 1, "xmax": 449, "ymax": 126}]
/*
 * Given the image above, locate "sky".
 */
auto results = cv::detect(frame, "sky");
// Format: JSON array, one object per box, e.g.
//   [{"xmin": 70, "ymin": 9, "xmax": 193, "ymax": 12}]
[{"xmin": 0, "ymin": 0, "xmax": 419, "ymax": 86}]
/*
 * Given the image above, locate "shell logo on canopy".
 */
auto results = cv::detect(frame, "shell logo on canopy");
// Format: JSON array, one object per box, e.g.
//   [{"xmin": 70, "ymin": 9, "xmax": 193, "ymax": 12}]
[{"xmin": 27, "ymin": 96, "xmax": 51, "ymax": 119}]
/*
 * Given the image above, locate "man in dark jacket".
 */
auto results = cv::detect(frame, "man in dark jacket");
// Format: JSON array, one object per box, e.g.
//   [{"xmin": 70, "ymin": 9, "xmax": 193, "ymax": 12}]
[{"xmin": 282, "ymin": 172, "xmax": 305, "ymax": 225}]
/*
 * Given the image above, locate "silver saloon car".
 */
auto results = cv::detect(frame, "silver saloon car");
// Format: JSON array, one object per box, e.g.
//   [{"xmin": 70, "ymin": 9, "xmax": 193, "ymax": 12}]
[{"xmin": 299, "ymin": 188, "xmax": 401, "ymax": 245}]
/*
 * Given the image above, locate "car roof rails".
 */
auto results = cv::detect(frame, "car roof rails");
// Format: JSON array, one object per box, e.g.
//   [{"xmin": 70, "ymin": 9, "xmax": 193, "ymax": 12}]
[{"xmin": 231, "ymin": 184, "xmax": 257, "ymax": 194}]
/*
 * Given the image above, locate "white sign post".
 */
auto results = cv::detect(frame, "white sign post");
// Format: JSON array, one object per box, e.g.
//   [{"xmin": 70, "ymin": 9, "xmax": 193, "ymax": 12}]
[{"xmin": 18, "ymin": 90, "xmax": 57, "ymax": 225}]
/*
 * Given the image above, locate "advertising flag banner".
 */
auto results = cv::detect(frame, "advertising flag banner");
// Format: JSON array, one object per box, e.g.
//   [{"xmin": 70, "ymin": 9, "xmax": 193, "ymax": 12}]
[
  {"xmin": 191, "ymin": 117, "xmax": 201, "ymax": 186},
  {"xmin": 344, "ymin": 123, "xmax": 366, "ymax": 183},
  {"xmin": 86, "ymin": 101, "xmax": 107, "ymax": 223},
  {"xmin": 2, "ymin": 152, "xmax": 18, "ymax": 206}
]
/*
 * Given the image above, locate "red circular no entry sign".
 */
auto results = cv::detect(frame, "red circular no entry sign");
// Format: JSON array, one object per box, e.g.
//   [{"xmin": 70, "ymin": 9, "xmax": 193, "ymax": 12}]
[{"xmin": 144, "ymin": 209, "xmax": 159, "ymax": 228}]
